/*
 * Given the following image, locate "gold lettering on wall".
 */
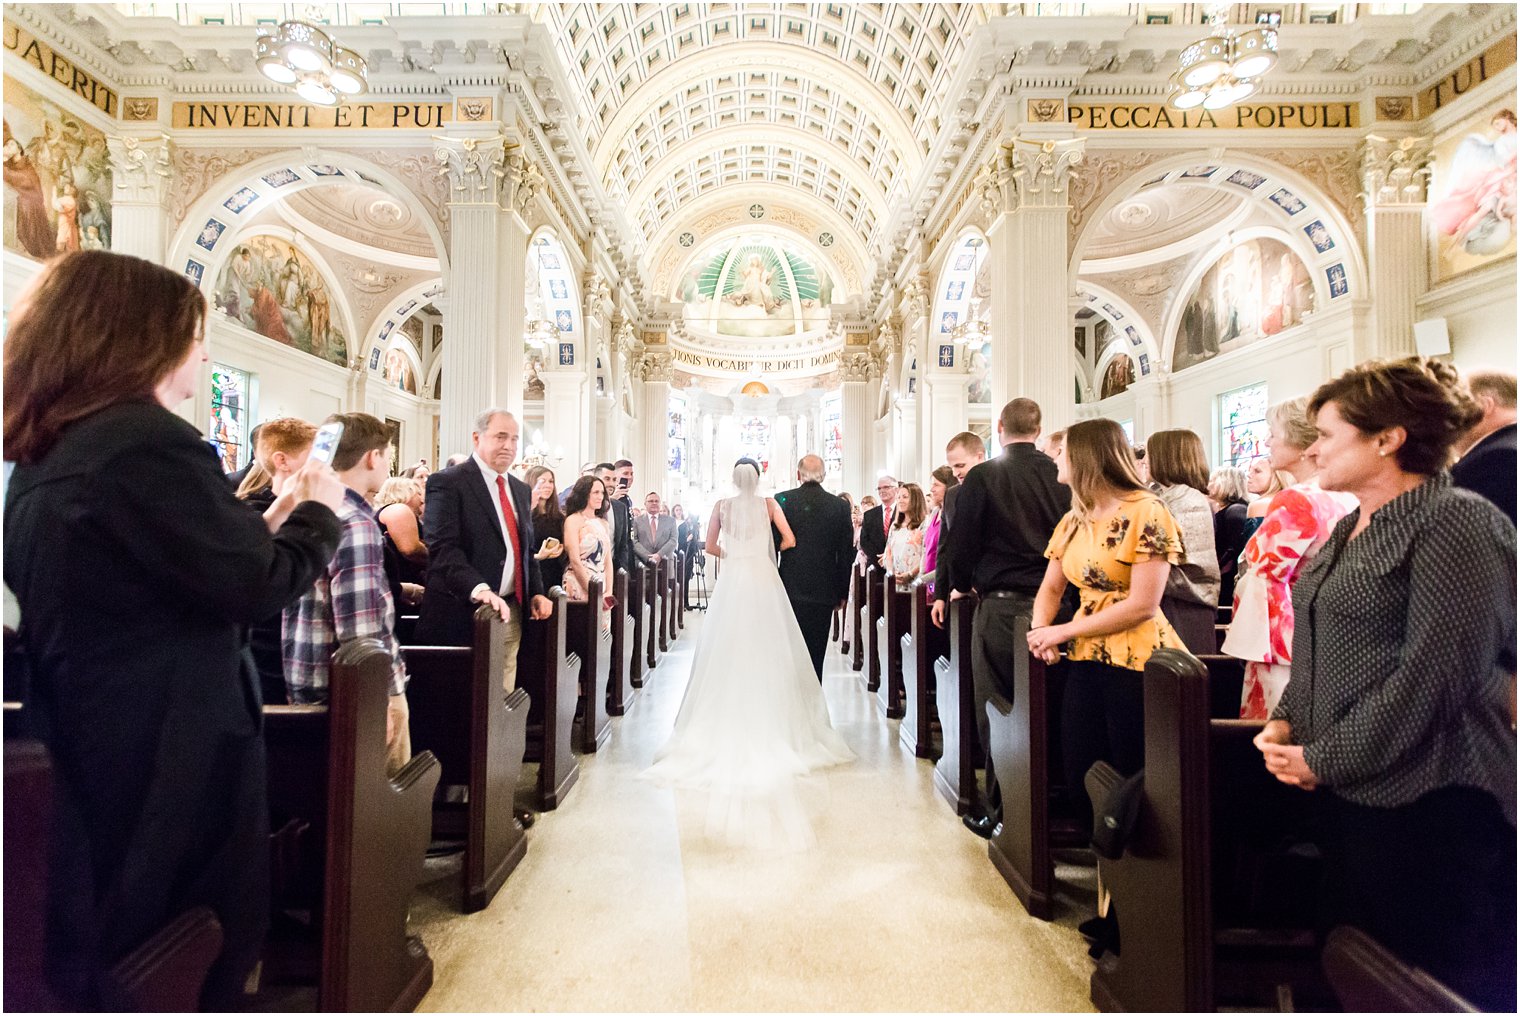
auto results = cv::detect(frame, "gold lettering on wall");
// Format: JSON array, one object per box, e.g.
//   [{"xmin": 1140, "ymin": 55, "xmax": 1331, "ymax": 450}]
[
  {"xmin": 3, "ymin": 21, "xmax": 118, "ymax": 116},
  {"xmin": 1419, "ymin": 35, "xmax": 1517, "ymax": 117},
  {"xmin": 1067, "ymin": 101, "xmax": 1361, "ymax": 130},
  {"xmin": 170, "ymin": 101, "xmax": 454, "ymax": 129}
]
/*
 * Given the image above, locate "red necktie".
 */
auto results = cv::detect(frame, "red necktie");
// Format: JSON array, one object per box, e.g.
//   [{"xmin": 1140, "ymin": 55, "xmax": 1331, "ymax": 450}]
[
  {"xmin": 496, "ymin": 475, "xmax": 524, "ymax": 602},
  {"xmin": 883, "ymin": 509, "xmax": 891, "ymax": 536}
]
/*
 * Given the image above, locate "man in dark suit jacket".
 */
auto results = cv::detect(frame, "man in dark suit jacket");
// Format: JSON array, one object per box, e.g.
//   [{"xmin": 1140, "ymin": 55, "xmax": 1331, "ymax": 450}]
[
  {"xmin": 776, "ymin": 455, "xmax": 857, "ymax": 680},
  {"xmin": 931, "ymin": 431, "xmax": 988, "ymax": 628},
  {"xmin": 945, "ymin": 398, "xmax": 1070, "ymax": 839},
  {"xmin": 858, "ymin": 475, "xmax": 899, "ymax": 566},
  {"xmin": 633, "ymin": 491, "xmax": 680, "ymax": 564},
  {"xmin": 595, "ymin": 462, "xmax": 636, "ymax": 576},
  {"xmin": 1452, "ymin": 371, "xmax": 1517, "ymax": 524},
  {"xmin": 415, "ymin": 410, "xmax": 551, "ymax": 664}
]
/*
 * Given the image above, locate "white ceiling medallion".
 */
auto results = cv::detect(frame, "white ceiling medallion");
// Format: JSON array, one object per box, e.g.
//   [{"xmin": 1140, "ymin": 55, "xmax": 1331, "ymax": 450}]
[
  {"xmin": 748, "ymin": 204, "xmax": 766, "ymax": 219},
  {"xmin": 818, "ymin": 232, "xmax": 834, "ymax": 247},
  {"xmin": 678, "ymin": 231, "xmax": 695, "ymax": 247}
]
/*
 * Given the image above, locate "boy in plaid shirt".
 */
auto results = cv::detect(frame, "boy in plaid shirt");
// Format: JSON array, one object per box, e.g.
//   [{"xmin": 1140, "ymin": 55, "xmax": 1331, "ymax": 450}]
[{"xmin": 282, "ymin": 412, "xmax": 411, "ymax": 772}]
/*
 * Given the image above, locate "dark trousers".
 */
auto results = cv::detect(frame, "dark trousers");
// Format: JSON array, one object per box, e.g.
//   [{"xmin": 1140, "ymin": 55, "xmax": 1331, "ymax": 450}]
[
  {"xmin": 1321, "ymin": 786, "xmax": 1516, "ymax": 1012},
  {"xmin": 1060, "ymin": 659, "xmax": 1145, "ymax": 829},
  {"xmin": 789, "ymin": 598, "xmax": 834, "ymax": 681},
  {"xmin": 1160, "ymin": 595, "xmax": 1217, "ymax": 656},
  {"xmin": 970, "ymin": 594, "xmax": 1032, "ymax": 821}
]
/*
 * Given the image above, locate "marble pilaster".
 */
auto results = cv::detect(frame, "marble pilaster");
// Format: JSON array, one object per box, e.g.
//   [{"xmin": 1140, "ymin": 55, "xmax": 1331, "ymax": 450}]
[{"xmin": 1361, "ymin": 134, "xmax": 1434, "ymax": 361}]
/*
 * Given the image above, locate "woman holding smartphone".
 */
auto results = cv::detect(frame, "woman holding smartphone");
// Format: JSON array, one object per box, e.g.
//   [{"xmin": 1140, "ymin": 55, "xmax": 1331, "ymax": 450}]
[{"xmin": 3, "ymin": 251, "xmax": 345, "ymax": 1009}]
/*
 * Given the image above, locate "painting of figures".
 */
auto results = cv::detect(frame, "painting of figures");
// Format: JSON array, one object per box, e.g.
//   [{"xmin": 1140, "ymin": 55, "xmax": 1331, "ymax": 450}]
[
  {"xmin": 1173, "ymin": 237, "xmax": 1314, "ymax": 373},
  {"xmin": 213, "ymin": 235, "xmax": 348, "ymax": 366},
  {"xmin": 1100, "ymin": 353, "xmax": 1134, "ymax": 400},
  {"xmin": 3, "ymin": 77, "xmax": 113, "ymax": 260},
  {"xmin": 679, "ymin": 237, "xmax": 834, "ymax": 339},
  {"xmin": 383, "ymin": 347, "xmax": 417, "ymax": 393},
  {"xmin": 1430, "ymin": 102, "xmax": 1516, "ymax": 281}
]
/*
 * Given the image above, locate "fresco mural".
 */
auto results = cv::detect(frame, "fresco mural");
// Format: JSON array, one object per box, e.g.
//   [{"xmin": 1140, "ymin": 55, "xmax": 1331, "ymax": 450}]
[
  {"xmin": 383, "ymin": 346, "xmax": 417, "ymax": 393},
  {"xmin": 1431, "ymin": 102, "xmax": 1517, "ymax": 281},
  {"xmin": 213, "ymin": 235, "xmax": 348, "ymax": 366},
  {"xmin": 3, "ymin": 76, "xmax": 112, "ymax": 260},
  {"xmin": 967, "ymin": 340, "xmax": 991, "ymax": 403},
  {"xmin": 1173, "ymin": 237, "xmax": 1314, "ymax": 372},
  {"xmin": 1100, "ymin": 353, "xmax": 1134, "ymax": 400},
  {"xmin": 678, "ymin": 236, "xmax": 834, "ymax": 339}
]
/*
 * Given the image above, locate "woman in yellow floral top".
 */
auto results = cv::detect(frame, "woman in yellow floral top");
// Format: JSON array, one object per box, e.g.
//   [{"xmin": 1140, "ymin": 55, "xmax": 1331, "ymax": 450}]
[{"xmin": 1027, "ymin": 418, "xmax": 1185, "ymax": 823}]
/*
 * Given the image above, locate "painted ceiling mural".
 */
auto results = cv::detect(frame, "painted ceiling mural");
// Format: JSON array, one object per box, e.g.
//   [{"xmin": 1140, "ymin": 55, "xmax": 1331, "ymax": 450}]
[
  {"xmin": 3, "ymin": 76, "xmax": 112, "ymax": 260},
  {"xmin": 1430, "ymin": 98, "xmax": 1517, "ymax": 282},
  {"xmin": 677, "ymin": 234, "xmax": 834, "ymax": 339},
  {"xmin": 1174, "ymin": 237, "xmax": 1314, "ymax": 373},
  {"xmin": 213, "ymin": 235, "xmax": 349, "ymax": 367}
]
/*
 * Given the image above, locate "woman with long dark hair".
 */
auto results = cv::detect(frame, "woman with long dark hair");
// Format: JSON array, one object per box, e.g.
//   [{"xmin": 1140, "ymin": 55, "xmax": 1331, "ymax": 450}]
[{"xmin": 3, "ymin": 251, "xmax": 344, "ymax": 1009}]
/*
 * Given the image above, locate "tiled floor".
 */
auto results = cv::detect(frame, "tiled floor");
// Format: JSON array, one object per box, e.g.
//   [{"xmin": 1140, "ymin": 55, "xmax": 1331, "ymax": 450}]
[{"xmin": 412, "ymin": 612, "xmax": 1098, "ymax": 1012}]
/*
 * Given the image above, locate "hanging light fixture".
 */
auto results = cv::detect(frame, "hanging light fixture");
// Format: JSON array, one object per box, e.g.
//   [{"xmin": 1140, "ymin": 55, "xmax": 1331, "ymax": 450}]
[
  {"xmin": 1169, "ymin": 4, "xmax": 1278, "ymax": 111},
  {"xmin": 256, "ymin": 15, "xmax": 368, "ymax": 104}
]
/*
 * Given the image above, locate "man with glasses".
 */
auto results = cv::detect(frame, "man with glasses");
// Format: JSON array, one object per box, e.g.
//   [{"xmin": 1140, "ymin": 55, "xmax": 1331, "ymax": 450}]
[{"xmin": 858, "ymin": 475, "xmax": 898, "ymax": 567}]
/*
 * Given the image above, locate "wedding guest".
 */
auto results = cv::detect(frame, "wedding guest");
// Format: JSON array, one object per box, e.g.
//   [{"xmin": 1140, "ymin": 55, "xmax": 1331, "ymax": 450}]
[
  {"xmin": 1146, "ymin": 430, "xmax": 1220, "ymax": 654},
  {"xmin": 1223, "ymin": 398, "xmax": 1358, "ymax": 719},
  {"xmin": 2, "ymin": 251, "xmax": 344, "ymax": 1008},
  {"xmin": 1451, "ymin": 369, "xmax": 1516, "ymax": 522},
  {"xmin": 947, "ymin": 400, "xmax": 1068, "ymax": 839},
  {"xmin": 931, "ymin": 431, "xmax": 987, "ymax": 628},
  {"xmin": 225, "ymin": 421, "xmax": 264, "ymax": 486},
  {"xmin": 1256, "ymin": 357, "xmax": 1515, "ymax": 1011},
  {"xmin": 563, "ymin": 475, "xmax": 616, "ymax": 612},
  {"xmin": 1044, "ymin": 428, "xmax": 1066, "ymax": 460},
  {"xmin": 594, "ymin": 462, "xmax": 635, "ymax": 579},
  {"xmin": 859, "ymin": 476, "xmax": 898, "ymax": 567},
  {"xmin": 1132, "ymin": 444, "xmax": 1149, "ymax": 484},
  {"xmin": 1028, "ymin": 418, "xmax": 1184, "ymax": 829},
  {"xmin": 1208, "ymin": 465, "xmax": 1251, "ymax": 606},
  {"xmin": 525, "ymin": 465, "xmax": 566, "ymax": 591},
  {"xmin": 376, "ymin": 476, "xmax": 428, "ymax": 608},
  {"xmin": 885, "ymin": 482, "xmax": 928, "ymax": 591},
  {"xmin": 1242, "ymin": 455, "xmax": 1294, "ymax": 541},
  {"xmin": 922, "ymin": 465, "xmax": 957, "ymax": 598}
]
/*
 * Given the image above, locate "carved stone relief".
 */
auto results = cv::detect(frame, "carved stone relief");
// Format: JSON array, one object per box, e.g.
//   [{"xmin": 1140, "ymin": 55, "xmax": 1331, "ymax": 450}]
[{"xmin": 170, "ymin": 147, "xmax": 267, "ymax": 225}]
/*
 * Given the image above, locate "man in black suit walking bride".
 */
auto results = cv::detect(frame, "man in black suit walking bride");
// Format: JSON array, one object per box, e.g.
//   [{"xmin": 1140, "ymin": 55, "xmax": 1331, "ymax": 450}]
[{"xmin": 775, "ymin": 454, "xmax": 857, "ymax": 680}]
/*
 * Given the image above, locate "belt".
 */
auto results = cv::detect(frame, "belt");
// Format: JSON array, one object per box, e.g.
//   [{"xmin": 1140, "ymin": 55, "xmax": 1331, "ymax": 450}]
[{"xmin": 981, "ymin": 590, "xmax": 1030, "ymax": 600}]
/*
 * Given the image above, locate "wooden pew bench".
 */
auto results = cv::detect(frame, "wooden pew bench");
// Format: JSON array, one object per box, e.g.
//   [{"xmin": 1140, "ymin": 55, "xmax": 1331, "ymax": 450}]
[
  {"xmin": 899, "ymin": 585, "xmax": 945, "ymax": 759},
  {"xmin": 874, "ymin": 571, "xmax": 909, "ymax": 719},
  {"xmin": 932, "ymin": 597, "xmax": 980, "ymax": 816},
  {"xmin": 626, "ymin": 562, "xmax": 650, "ymax": 690},
  {"xmin": 1084, "ymin": 648, "xmax": 1325, "ymax": 1013},
  {"xmin": 848, "ymin": 563, "xmax": 867, "ymax": 672},
  {"xmin": 608, "ymin": 568, "xmax": 638, "ymax": 716},
  {"xmin": 517, "ymin": 588, "xmax": 581, "ymax": 810},
  {"xmin": 402, "ymin": 605, "xmax": 529, "ymax": 913},
  {"xmin": 863, "ymin": 564, "xmax": 885, "ymax": 691},
  {"xmin": 565, "ymin": 579, "xmax": 613, "ymax": 753},
  {"xmin": 1322, "ymin": 926, "xmax": 1478, "ymax": 1013},
  {"xmin": 262, "ymin": 639, "xmax": 440, "ymax": 1012},
  {"xmin": 645, "ymin": 557, "xmax": 664, "ymax": 671}
]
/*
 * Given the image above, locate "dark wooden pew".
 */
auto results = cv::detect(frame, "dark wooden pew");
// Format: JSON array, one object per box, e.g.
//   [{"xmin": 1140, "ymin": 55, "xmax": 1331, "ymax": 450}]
[
  {"xmin": 645, "ymin": 557, "xmax": 663, "ymax": 670},
  {"xmin": 864, "ymin": 564, "xmax": 884, "ymax": 690},
  {"xmin": 627, "ymin": 562, "xmax": 649, "ymax": 689},
  {"xmin": 608, "ymin": 568, "xmax": 637, "ymax": 716},
  {"xmin": 986, "ymin": 617, "xmax": 1087, "ymax": 921},
  {"xmin": 657, "ymin": 556, "xmax": 674, "ymax": 653},
  {"xmin": 875, "ymin": 571, "xmax": 909, "ymax": 719},
  {"xmin": 263, "ymin": 639, "xmax": 440, "ymax": 1012},
  {"xmin": 518, "ymin": 588, "xmax": 581, "ymax": 810},
  {"xmin": 849, "ymin": 564, "xmax": 867, "ymax": 671},
  {"xmin": 932, "ymin": 596, "xmax": 979, "ymax": 816},
  {"xmin": 4, "ymin": 730, "xmax": 227, "ymax": 1012},
  {"xmin": 1322, "ymin": 926, "xmax": 1478, "ymax": 1013},
  {"xmin": 402, "ymin": 605, "xmax": 528, "ymax": 913},
  {"xmin": 899, "ymin": 585, "xmax": 945, "ymax": 759},
  {"xmin": 1084, "ymin": 648, "xmax": 1324, "ymax": 1013},
  {"xmin": 565, "ymin": 578, "xmax": 613, "ymax": 753},
  {"xmin": 671, "ymin": 549, "xmax": 685, "ymax": 632}
]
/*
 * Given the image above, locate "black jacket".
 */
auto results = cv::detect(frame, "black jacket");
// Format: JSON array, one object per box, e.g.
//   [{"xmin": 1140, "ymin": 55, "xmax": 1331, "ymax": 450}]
[
  {"xmin": 947, "ymin": 442, "xmax": 1070, "ymax": 597},
  {"xmin": 775, "ymin": 482, "xmax": 856, "ymax": 605},
  {"xmin": 608, "ymin": 494, "xmax": 635, "ymax": 573},
  {"xmin": 859, "ymin": 503, "xmax": 893, "ymax": 562},
  {"xmin": 932, "ymin": 484, "xmax": 962, "ymax": 603},
  {"xmin": 4, "ymin": 400, "xmax": 340, "ymax": 1006},
  {"xmin": 416, "ymin": 458, "xmax": 545, "ymax": 646},
  {"xmin": 1451, "ymin": 423, "xmax": 1517, "ymax": 524}
]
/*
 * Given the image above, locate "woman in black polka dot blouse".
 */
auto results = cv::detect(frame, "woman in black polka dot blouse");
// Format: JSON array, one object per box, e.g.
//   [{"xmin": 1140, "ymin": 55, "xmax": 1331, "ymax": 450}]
[{"xmin": 1255, "ymin": 357, "xmax": 1516, "ymax": 1011}]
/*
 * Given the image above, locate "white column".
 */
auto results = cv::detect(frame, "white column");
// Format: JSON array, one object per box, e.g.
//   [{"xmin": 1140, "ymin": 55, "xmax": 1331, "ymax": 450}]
[
  {"xmin": 841, "ymin": 352, "xmax": 873, "ymax": 498},
  {"xmin": 639, "ymin": 351, "xmax": 672, "ymax": 490},
  {"xmin": 106, "ymin": 134, "xmax": 173, "ymax": 263},
  {"xmin": 1361, "ymin": 134, "xmax": 1434, "ymax": 361},
  {"xmin": 894, "ymin": 394, "xmax": 920, "ymax": 484},
  {"xmin": 579, "ymin": 270, "xmax": 611, "ymax": 469},
  {"xmin": 435, "ymin": 134, "xmax": 508, "ymax": 456},
  {"xmin": 924, "ymin": 371, "xmax": 965, "ymax": 471},
  {"xmin": 984, "ymin": 135, "xmax": 1085, "ymax": 433},
  {"xmin": 541, "ymin": 368, "xmax": 584, "ymax": 479},
  {"xmin": 1127, "ymin": 368, "xmax": 1170, "ymax": 445}
]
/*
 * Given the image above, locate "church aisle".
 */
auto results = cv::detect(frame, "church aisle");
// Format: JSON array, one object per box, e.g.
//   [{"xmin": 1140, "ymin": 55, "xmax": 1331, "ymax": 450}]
[{"xmin": 412, "ymin": 613, "xmax": 1096, "ymax": 1012}]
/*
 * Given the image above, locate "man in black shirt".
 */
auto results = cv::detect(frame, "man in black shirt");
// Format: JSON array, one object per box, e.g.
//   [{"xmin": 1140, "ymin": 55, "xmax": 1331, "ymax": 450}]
[
  {"xmin": 1451, "ymin": 370, "xmax": 1516, "ymax": 524},
  {"xmin": 945, "ymin": 398, "xmax": 1070, "ymax": 838},
  {"xmin": 930, "ymin": 431, "xmax": 987, "ymax": 628}
]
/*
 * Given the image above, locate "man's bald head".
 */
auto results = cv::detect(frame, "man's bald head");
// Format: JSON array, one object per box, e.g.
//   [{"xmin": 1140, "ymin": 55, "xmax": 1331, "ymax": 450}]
[{"xmin": 797, "ymin": 454, "xmax": 826, "ymax": 483}]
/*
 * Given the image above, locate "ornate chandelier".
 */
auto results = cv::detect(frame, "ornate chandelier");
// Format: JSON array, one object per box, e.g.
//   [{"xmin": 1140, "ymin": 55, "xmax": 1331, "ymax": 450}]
[
  {"xmin": 255, "ymin": 18, "xmax": 368, "ymax": 106},
  {"xmin": 1169, "ymin": 5, "xmax": 1278, "ymax": 111}
]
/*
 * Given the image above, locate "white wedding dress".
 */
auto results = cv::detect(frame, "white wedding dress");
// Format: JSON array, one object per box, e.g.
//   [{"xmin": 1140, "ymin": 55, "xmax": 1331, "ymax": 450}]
[{"xmin": 644, "ymin": 465, "xmax": 854, "ymax": 846}]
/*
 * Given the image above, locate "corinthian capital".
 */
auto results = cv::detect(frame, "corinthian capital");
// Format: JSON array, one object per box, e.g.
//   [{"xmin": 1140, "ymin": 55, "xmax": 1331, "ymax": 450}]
[
  {"xmin": 1006, "ymin": 134, "xmax": 1085, "ymax": 210},
  {"xmin": 840, "ymin": 351, "xmax": 874, "ymax": 382},
  {"xmin": 106, "ymin": 135, "xmax": 173, "ymax": 204},
  {"xmin": 638, "ymin": 349, "xmax": 673, "ymax": 383},
  {"xmin": 434, "ymin": 135, "xmax": 508, "ymax": 204},
  {"xmin": 1360, "ymin": 134, "xmax": 1434, "ymax": 206}
]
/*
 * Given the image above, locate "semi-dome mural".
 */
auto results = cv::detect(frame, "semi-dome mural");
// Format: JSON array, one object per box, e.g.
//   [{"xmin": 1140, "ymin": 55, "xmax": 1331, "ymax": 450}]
[{"xmin": 676, "ymin": 234, "xmax": 836, "ymax": 339}]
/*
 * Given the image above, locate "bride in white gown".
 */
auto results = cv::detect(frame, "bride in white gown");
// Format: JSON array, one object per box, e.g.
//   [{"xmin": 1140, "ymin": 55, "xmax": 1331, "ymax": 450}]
[{"xmin": 644, "ymin": 460, "xmax": 854, "ymax": 845}]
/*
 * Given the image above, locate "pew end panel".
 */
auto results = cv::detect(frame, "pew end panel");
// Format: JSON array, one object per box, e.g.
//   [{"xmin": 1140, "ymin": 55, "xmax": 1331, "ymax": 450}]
[
  {"xmin": 932, "ymin": 596, "xmax": 979, "ymax": 817},
  {"xmin": 645, "ymin": 559, "xmax": 663, "ymax": 671},
  {"xmin": 565, "ymin": 579, "xmax": 613, "ymax": 753},
  {"xmin": 864, "ymin": 565, "xmax": 884, "ymax": 691},
  {"xmin": 627, "ymin": 563, "xmax": 648, "ymax": 689},
  {"xmin": 520, "ymin": 589, "xmax": 581, "ymax": 810},
  {"xmin": 609, "ymin": 569, "xmax": 638, "ymax": 716},
  {"xmin": 899, "ymin": 587, "xmax": 944, "ymax": 760},
  {"xmin": 1322, "ymin": 926, "xmax": 1479, "ymax": 1013},
  {"xmin": 849, "ymin": 566, "xmax": 867, "ymax": 671},
  {"xmin": 875, "ymin": 574, "xmax": 907, "ymax": 719}
]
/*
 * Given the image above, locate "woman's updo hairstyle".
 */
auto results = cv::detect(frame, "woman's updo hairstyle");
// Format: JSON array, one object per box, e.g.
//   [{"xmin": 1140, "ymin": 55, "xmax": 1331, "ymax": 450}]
[{"xmin": 1308, "ymin": 356, "xmax": 1483, "ymax": 476}]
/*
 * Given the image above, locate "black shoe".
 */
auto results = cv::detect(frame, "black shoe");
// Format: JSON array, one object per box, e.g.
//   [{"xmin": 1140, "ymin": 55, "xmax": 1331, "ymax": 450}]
[
  {"xmin": 962, "ymin": 814, "xmax": 996, "ymax": 839},
  {"xmin": 515, "ymin": 809, "xmax": 536, "ymax": 829}
]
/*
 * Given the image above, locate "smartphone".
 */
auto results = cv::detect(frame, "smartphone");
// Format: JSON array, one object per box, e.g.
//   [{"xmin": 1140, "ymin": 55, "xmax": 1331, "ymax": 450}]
[
  {"xmin": 309, "ymin": 421, "xmax": 345, "ymax": 465},
  {"xmin": 618, "ymin": 476, "xmax": 630, "ymax": 490}
]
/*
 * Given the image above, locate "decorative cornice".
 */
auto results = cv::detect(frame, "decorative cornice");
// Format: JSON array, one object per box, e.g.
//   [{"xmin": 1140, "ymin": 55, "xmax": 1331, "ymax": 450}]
[{"xmin": 1360, "ymin": 134, "xmax": 1435, "ymax": 207}]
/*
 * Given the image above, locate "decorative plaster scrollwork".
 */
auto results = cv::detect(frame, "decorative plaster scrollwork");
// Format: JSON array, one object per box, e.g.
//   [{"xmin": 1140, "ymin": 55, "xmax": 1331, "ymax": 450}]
[
  {"xmin": 505, "ymin": 150, "xmax": 545, "ymax": 214},
  {"xmin": 614, "ymin": 319, "xmax": 638, "ymax": 356},
  {"xmin": 434, "ymin": 135, "xmax": 508, "ymax": 204},
  {"xmin": 1360, "ymin": 134, "xmax": 1434, "ymax": 207},
  {"xmin": 107, "ymin": 135, "xmax": 174, "ymax": 204},
  {"xmin": 840, "ymin": 351, "xmax": 874, "ymax": 382},
  {"xmin": 1065, "ymin": 151, "xmax": 1162, "ymax": 242},
  {"xmin": 874, "ymin": 317, "xmax": 897, "ymax": 356},
  {"xmin": 1006, "ymin": 135, "xmax": 1086, "ymax": 211},
  {"xmin": 638, "ymin": 349, "xmax": 673, "ymax": 383},
  {"xmin": 900, "ymin": 277, "xmax": 929, "ymax": 322}
]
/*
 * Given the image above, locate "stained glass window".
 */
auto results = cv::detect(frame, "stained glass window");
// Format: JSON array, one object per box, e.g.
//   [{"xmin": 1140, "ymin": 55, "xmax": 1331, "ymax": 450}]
[
  {"xmin": 1220, "ymin": 382, "xmax": 1269, "ymax": 468},
  {"xmin": 740, "ymin": 416, "xmax": 771, "ymax": 475},
  {"xmin": 667, "ymin": 393, "xmax": 686, "ymax": 474},
  {"xmin": 821, "ymin": 392, "xmax": 843, "ymax": 479},
  {"xmin": 210, "ymin": 363, "xmax": 250, "ymax": 472}
]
